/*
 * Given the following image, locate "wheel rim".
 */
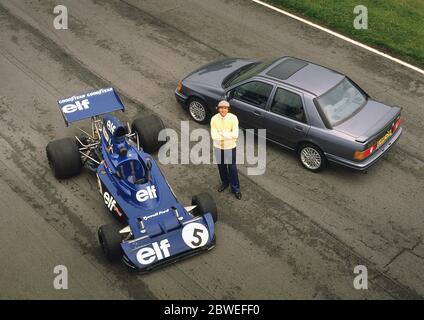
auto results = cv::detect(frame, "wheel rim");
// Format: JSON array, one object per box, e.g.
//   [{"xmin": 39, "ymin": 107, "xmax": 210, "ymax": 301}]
[
  {"xmin": 189, "ymin": 101, "xmax": 206, "ymax": 122},
  {"xmin": 300, "ymin": 147, "xmax": 322, "ymax": 170}
]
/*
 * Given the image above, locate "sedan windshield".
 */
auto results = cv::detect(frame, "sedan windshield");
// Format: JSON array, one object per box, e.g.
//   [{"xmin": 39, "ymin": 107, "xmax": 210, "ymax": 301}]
[
  {"xmin": 223, "ymin": 60, "xmax": 274, "ymax": 88},
  {"xmin": 316, "ymin": 77, "xmax": 367, "ymax": 126}
]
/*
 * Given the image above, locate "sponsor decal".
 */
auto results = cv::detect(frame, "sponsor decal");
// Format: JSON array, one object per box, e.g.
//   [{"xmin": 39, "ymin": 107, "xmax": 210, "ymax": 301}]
[
  {"xmin": 59, "ymin": 88, "xmax": 116, "ymax": 115},
  {"xmin": 58, "ymin": 88, "xmax": 113, "ymax": 104},
  {"xmin": 103, "ymin": 191, "xmax": 123, "ymax": 217},
  {"xmin": 86, "ymin": 87, "xmax": 113, "ymax": 97},
  {"xmin": 182, "ymin": 222, "xmax": 209, "ymax": 249},
  {"xmin": 136, "ymin": 185, "xmax": 157, "ymax": 202},
  {"xmin": 61, "ymin": 99, "xmax": 90, "ymax": 114},
  {"xmin": 142, "ymin": 208, "xmax": 170, "ymax": 221},
  {"xmin": 136, "ymin": 239, "xmax": 171, "ymax": 265},
  {"xmin": 106, "ymin": 120, "xmax": 116, "ymax": 135}
]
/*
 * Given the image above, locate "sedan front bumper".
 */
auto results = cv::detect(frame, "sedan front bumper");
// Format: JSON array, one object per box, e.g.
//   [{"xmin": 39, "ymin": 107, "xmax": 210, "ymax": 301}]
[{"xmin": 175, "ymin": 90, "xmax": 188, "ymax": 107}]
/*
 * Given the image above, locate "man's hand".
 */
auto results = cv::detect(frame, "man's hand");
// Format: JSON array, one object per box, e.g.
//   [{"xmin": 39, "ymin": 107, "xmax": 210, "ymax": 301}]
[
  {"xmin": 220, "ymin": 130, "xmax": 235, "ymax": 139},
  {"xmin": 217, "ymin": 129, "xmax": 227, "ymax": 139}
]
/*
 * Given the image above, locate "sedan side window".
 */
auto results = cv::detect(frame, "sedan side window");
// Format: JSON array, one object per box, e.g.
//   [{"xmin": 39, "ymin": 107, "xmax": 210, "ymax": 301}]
[
  {"xmin": 271, "ymin": 88, "xmax": 306, "ymax": 123},
  {"xmin": 232, "ymin": 81, "xmax": 273, "ymax": 109}
]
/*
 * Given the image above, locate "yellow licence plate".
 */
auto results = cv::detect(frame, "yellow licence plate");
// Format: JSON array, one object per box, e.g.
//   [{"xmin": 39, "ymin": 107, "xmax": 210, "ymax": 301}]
[{"xmin": 377, "ymin": 130, "xmax": 392, "ymax": 149}]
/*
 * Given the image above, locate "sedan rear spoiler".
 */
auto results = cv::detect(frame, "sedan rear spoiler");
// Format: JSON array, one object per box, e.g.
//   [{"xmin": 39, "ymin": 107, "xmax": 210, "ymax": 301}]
[{"xmin": 355, "ymin": 107, "xmax": 401, "ymax": 143}]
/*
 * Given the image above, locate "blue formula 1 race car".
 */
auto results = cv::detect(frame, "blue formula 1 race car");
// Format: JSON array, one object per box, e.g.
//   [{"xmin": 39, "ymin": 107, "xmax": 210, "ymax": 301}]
[{"xmin": 46, "ymin": 88, "xmax": 217, "ymax": 271}]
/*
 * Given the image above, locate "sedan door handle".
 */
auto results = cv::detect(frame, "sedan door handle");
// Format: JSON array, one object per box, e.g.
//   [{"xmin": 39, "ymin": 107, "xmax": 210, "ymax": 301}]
[
  {"xmin": 294, "ymin": 125, "xmax": 304, "ymax": 132},
  {"xmin": 253, "ymin": 110, "xmax": 262, "ymax": 115}
]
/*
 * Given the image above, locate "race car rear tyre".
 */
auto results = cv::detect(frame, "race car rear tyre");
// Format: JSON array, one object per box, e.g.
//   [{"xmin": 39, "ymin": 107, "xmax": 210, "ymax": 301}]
[
  {"xmin": 46, "ymin": 137, "xmax": 82, "ymax": 179},
  {"xmin": 132, "ymin": 115, "xmax": 165, "ymax": 153},
  {"xmin": 98, "ymin": 224, "xmax": 122, "ymax": 261},
  {"xmin": 192, "ymin": 193, "xmax": 218, "ymax": 222}
]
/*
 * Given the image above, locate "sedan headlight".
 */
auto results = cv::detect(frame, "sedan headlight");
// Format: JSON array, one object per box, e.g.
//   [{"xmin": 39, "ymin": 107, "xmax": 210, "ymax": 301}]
[{"xmin": 176, "ymin": 82, "xmax": 183, "ymax": 93}]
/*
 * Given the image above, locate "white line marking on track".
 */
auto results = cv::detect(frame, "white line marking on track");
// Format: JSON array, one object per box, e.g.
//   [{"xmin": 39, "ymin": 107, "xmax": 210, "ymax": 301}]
[{"xmin": 252, "ymin": 0, "xmax": 424, "ymax": 76}]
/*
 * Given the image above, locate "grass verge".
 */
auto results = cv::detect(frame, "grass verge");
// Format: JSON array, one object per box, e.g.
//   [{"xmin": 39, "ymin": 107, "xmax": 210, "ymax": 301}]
[{"xmin": 266, "ymin": 0, "xmax": 424, "ymax": 69}]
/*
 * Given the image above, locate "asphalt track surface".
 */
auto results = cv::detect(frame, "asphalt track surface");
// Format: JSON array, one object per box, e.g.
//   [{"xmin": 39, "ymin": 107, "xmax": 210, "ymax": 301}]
[{"xmin": 0, "ymin": 0, "xmax": 423, "ymax": 299}]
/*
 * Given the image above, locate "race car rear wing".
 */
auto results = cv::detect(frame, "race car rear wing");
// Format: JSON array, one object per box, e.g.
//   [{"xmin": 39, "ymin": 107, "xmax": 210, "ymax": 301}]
[{"xmin": 57, "ymin": 88, "xmax": 124, "ymax": 126}]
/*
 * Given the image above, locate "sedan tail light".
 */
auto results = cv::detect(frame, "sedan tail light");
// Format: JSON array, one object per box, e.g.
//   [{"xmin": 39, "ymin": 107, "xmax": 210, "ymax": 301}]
[
  {"xmin": 391, "ymin": 117, "xmax": 401, "ymax": 133},
  {"xmin": 354, "ymin": 144, "xmax": 377, "ymax": 161},
  {"xmin": 354, "ymin": 116, "xmax": 401, "ymax": 161}
]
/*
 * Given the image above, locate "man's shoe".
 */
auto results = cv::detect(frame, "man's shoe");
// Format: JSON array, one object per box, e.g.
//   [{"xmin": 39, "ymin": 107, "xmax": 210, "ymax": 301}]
[
  {"xmin": 234, "ymin": 191, "xmax": 242, "ymax": 200},
  {"xmin": 218, "ymin": 184, "xmax": 229, "ymax": 192}
]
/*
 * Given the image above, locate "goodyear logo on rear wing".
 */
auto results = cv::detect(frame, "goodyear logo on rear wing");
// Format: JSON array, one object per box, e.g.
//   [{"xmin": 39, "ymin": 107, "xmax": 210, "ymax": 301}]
[{"xmin": 57, "ymin": 88, "xmax": 124, "ymax": 126}]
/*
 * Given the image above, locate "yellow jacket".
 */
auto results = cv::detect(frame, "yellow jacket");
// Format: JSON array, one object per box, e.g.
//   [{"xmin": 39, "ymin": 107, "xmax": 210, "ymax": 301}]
[{"xmin": 210, "ymin": 112, "xmax": 239, "ymax": 150}]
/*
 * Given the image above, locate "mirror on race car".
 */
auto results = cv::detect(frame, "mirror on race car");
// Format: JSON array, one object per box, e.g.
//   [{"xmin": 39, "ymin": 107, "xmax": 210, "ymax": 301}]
[{"xmin": 146, "ymin": 159, "xmax": 153, "ymax": 171}]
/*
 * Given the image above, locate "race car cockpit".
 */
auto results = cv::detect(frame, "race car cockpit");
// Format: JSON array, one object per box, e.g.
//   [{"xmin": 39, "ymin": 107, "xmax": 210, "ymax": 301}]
[{"xmin": 116, "ymin": 159, "xmax": 148, "ymax": 185}]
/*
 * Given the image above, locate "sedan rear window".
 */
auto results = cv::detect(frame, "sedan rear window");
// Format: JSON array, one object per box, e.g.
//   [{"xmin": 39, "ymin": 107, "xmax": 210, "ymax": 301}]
[{"xmin": 316, "ymin": 78, "xmax": 366, "ymax": 126}]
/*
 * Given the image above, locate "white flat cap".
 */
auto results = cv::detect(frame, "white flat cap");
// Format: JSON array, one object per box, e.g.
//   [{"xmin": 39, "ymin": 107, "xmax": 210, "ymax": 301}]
[{"xmin": 217, "ymin": 100, "xmax": 230, "ymax": 108}]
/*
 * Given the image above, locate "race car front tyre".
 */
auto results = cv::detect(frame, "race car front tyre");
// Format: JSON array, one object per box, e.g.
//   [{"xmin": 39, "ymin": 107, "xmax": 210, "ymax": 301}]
[
  {"xmin": 192, "ymin": 193, "xmax": 218, "ymax": 223},
  {"xmin": 46, "ymin": 137, "xmax": 82, "ymax": 179},
  {"xmin": 98, "ymin": 224, "xmax": 122, "ymax": 261},
  {"xmin": 132, "ymin": 115, "xmax": 166, "ymax": 153}
]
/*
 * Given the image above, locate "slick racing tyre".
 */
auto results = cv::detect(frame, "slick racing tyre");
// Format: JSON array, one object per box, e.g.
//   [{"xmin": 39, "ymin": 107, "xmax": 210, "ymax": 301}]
[
  {"xmin": 98, "ymin": 224, "xmax": 123, "ymax": 261},
  {"xmin": 298, "ymin": 143, "xmax": 327, "ymax": 172},
  {"xmin": 132, "ymin": 114, "xmax": 166, "ymax": 153},
  {"xmin": 192, "ymin": 192, "xmax": 218, "ymax": 223},
  {"xmin": 46, "ymin": 137, "xmax": 82, "ymax": 179}
]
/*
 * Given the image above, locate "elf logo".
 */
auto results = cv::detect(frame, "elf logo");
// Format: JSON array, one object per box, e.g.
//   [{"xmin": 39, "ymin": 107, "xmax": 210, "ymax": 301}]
[
  {"xmin": 136, "ymin": 185, "xmax": 157, "ymax": 202},
  {"xmin": 106, "ymin": 120, "xmax": 116, "ymax": 135},
  {"xmin": 61, "ymin": 99, "xmax": 90, "ymax": 113},
  {"xmin": 103, "ymin": 191, "xmax": 122, "ymax": 217},
  {"xmin": 136, "ymin": 239, "xmax": 171, "ymax": 265}
]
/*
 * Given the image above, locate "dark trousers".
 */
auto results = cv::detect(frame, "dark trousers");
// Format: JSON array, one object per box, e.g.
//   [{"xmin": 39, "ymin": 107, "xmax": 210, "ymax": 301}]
[{"xmin": 215, "ymin": 147, "xmax": 240, "ymax": 193}]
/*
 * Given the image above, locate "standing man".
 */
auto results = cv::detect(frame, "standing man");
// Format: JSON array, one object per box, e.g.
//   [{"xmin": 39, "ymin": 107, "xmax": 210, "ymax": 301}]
[{"xmin": 210, "ymin": 100, "xmax": 242, "ymax": 200}]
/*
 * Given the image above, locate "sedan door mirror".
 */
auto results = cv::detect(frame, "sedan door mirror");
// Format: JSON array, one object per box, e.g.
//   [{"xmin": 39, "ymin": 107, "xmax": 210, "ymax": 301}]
[{"xmin": 225, "ymin": 90, "xmax": 233, "ymax": 101}]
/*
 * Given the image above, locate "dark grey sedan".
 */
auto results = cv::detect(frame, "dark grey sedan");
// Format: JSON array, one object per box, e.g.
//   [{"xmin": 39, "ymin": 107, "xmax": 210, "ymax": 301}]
[{"xmin": 175, "ymin": 57, "xmax": 402, "ymax": 172}]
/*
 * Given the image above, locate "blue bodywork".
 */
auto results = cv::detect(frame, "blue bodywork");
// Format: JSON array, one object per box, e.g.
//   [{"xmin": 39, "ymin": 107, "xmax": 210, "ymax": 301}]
[{"xmin": 59, "ymin": 89, "xmax": 215, "ymax": 271}]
